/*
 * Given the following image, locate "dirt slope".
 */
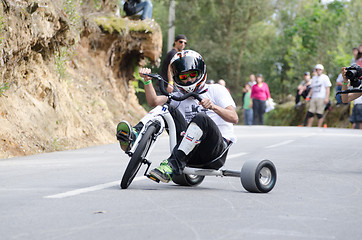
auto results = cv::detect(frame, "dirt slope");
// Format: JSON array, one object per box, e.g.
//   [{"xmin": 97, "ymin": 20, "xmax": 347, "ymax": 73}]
[{"xmin": 0, "ymin": 0, "xmax": 162, "ymax": 158}]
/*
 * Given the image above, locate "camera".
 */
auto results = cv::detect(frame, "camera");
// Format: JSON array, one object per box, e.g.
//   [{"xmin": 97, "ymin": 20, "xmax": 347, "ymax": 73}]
[{"xmin": 345, "ymin": 64, "xmax": 362, "ymax": 88}]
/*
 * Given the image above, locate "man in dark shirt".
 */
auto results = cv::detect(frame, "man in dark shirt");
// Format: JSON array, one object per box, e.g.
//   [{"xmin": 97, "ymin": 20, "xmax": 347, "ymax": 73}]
[{"xmin": 158, "ymin": 34, "xmax": 187, "ymax": 94}]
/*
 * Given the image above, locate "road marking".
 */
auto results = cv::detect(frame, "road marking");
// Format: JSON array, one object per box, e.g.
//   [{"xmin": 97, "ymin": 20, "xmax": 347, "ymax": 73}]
[
  {"xmin": 265, "ymin": 140, "xmax": 294, "ymax": 149},
  {"xmin": 44, "ymin": 176, "xmax": 146, "ymax": 199},
  {"xmin": 227, "ymin": 152, "xmax": 248, "ymax": 159},
  {"xmin": 43, "ymin": 152, "xmax": 246, "ymax": 199}
]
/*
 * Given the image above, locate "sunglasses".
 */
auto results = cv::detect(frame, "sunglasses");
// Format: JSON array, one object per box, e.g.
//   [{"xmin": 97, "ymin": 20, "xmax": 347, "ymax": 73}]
[
  {"xmin": 178, "ymin": 40, "xmax": 187, "ymax": 45},
  {"xmin": 179, "ymin": 71, "xmax": 198, "ymax": 80}
]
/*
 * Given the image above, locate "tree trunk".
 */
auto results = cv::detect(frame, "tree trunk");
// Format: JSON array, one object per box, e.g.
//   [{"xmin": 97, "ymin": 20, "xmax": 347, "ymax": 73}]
[
  {"xmin": 167, "ymin": 0, "xmax": 175, "ymax": 52},
  {"xmin": 235, "ymin": 8, "xmax": 254, "ymax": 84}
]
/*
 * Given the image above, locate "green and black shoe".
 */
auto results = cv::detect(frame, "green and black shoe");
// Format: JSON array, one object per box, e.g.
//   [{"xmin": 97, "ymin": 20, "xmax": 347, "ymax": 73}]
[
  {"xmin": 116, "ymin": 121, "xmax": 138, "ymax": 152},
  {"xmin": 149, "ymin": 160, "xmax": 173, "ymax": 183}
]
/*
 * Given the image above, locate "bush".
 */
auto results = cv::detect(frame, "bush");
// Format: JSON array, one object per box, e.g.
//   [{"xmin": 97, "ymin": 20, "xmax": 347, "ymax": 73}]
[{"xmin": 264, "ymin": 102, "xmax": 350, "ymax": 128}]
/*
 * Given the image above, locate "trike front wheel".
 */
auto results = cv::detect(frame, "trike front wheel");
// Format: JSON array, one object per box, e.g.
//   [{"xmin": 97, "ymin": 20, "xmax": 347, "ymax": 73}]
[{"xmin": 120, "ymin": 125, "xmax": 157, "ymax": 189}]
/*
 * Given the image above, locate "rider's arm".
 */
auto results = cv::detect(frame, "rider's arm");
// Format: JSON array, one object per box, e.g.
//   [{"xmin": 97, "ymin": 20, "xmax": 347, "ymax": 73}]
[
  {"xmin": 213, "ymin": 105, "xmax": 239, "ymax": 124},
  {"xmin": 140, "ymin": 68, "xmax": 168, "ymax": 107},
  {"xmin": 200, "ymin": 98, "xmax": 238, "ymax": 124},
  {"xmin": 166, "ymin": 64, "xmax": 174, "ymax": 93}
]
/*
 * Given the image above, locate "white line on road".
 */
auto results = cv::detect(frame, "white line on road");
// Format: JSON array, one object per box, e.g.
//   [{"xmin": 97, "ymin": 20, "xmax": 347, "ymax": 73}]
[
  {"xmin": 227, "ymin": 152, "xmax": 248, "ymax": 159},
  {"xmin": 265, "ymin": 140, "xmax": 294, "ymax": 149},
  {"xmin": 44, "ymin": 152, "xmax": 249, "ymax": 199},
  {"xmin": 44, "ymin": 176, "xmax": 146, "ymax": 199}
]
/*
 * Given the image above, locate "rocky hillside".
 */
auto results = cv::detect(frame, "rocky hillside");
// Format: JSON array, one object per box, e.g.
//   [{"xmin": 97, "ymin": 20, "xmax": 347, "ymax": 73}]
[{"xmin": 0, "ymin": 0, "xmax": 162, "ymax": 158}]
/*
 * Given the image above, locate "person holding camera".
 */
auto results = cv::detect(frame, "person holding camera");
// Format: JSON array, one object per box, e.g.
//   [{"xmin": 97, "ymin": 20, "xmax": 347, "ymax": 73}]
[
  {"xmin": 340, "ymin": 66, "xmax": 362, "ymax": 103},
  {"xmin": 339, "ymin": 65, "xmax": 362, "ymax": 129}
]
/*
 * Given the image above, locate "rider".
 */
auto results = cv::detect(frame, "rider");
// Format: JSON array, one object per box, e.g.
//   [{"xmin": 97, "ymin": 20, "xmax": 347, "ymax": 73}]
[{"xmin": 116, "ymin": 50, "xmax": 238, "ymax": 183}]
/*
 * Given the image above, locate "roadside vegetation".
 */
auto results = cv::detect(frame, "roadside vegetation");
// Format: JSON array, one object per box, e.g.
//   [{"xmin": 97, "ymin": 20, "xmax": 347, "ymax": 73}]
[{"xmin": 151, "ymin": 0, "xmax": 362, "ymax": 105}]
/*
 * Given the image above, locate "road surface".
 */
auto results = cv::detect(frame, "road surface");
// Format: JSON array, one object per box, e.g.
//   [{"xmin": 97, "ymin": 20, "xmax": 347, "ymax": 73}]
[{"xmin": 1, "ymin": 126, "xmax": 361, "ymax": 240}]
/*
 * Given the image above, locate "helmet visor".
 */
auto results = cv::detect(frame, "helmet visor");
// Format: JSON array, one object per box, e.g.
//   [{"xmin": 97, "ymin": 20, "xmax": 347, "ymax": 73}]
[{"xmin": 178, "ymin": 71, "xmax": 198, "ymax": 81}]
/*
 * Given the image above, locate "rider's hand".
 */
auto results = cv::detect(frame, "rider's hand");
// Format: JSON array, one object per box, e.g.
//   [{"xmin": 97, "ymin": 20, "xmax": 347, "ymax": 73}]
[
  {"xmin": 166, "ymin": 82, "xmax": 174, "ymax": 93},
  {"xmin": 139, "ymin": 68, "xmax": 152, "ymax": 84},
  {"xmin": 200, "ymin": 98, "xmax": 215, "ymax": 110}
]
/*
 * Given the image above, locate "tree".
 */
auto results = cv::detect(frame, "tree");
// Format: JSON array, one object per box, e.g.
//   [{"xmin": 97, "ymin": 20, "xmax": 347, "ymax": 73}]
[{"xmin": 152, "ymin": 0, "xmax": 362, "ymax": 102}]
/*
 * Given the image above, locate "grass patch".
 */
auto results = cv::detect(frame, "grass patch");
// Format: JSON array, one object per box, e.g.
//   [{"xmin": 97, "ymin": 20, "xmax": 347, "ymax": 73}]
[
  {"xmin": 0, "ymin": 82, "xmax": 10, "ymax": 97},
  {"xmin": 55, "ymin": 47, "xmax": 70, "ymax": 79},
  {"xmin": 95, "ymin": 16, "xmax": 156, "ymax": 34}
]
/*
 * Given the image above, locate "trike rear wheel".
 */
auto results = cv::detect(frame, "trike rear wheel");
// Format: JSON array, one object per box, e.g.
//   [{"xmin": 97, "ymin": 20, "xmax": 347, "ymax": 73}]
[
  {"xmin": 172, "ymin": 173, "xmax": 205, "ymax": 186},
  {"xmin": 240, "ymin": 159, "xmax": 277, "ymax": 193}
]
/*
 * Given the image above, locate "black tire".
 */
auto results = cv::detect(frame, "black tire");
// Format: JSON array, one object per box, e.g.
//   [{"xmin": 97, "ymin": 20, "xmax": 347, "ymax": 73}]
[
  {"xmin": 120, "ymin": 125, "xmax": 157, "ymax": 189},
  {"xmin": 240, "ymin": 159, "xmax": 277, "ymax": 193},
  {"xmin": 172, "ymin": 173, "xmax": 205, "ymax": 186}
]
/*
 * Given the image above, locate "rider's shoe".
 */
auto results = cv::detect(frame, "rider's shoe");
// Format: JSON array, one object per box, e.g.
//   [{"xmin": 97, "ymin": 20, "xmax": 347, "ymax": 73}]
[
  {"xmin": 116, "ymin": 121, "xmax": 138, "ymax": 152},
  {"xmin": 149, "ymin": 160, "xmax": 173, "ymax": 183}
]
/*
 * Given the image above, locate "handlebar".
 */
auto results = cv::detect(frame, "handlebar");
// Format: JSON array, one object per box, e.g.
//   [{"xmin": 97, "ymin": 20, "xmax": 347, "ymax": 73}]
[{"xmin": 143, "ymin": 73, "xmax": 203, "ymax": 102}]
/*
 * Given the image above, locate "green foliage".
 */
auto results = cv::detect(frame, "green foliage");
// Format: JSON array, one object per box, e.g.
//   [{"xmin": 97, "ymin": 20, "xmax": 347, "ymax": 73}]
[
  {"xmin": 92, "ymin": 0, "xmax": 102, "ymax": 10},
  {"xmin": 95, "ymin": 16, "xmax": 158, "ymax": 33},
  {"xmin": 265, "ymin": 104, "xmax": 308, "ymax": 126},
  {"xmin": 55, "ymin": 47, "xmax": 71, "ymax": 79},
  {"xmin": 63, "ymin": 0, "xmax": 82, "ymax": 33},
  {"xmin": 0, "ymin": 82, "xmax": 9, "ymax": 97},
  {"xmin": 264, "ymin": 102, "xmax": 350, "ymax": 128},
  {"xmin": 151, "ymin": 0, "xmax": 362, "ymax": 105},
  {"xmin": 132, "ymin": 65, "xmax": 145, "ymax": 93}
]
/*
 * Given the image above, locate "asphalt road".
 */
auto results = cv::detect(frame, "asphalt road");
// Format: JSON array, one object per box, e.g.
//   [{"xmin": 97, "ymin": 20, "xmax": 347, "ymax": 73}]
[{"xmin": 1, "ymin": 126, "xmax": 362, "ymax": 240}]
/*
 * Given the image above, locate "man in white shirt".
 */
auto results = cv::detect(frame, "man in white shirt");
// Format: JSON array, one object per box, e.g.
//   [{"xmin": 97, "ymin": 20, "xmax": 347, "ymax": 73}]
[{"xmin": 306, "ymin": 64, "xmax": 332, "ymax": 127}]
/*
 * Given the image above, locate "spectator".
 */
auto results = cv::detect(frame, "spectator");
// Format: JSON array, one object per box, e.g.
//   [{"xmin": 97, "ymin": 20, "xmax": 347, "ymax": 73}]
[
  {"xmin": 218, "ymin": 79, "xmax": 226, "ymax": 87},
  {"xmin": 350, "ymin": 95, "xmax": 362, "ymax": 129},
  {"xmin": 305, "ymin": 64, "xmax": 332, "ymax": 127},
  {"xmin": 340, "ymin": 67, "xmax": 362, "ymax": 103},
  {"xmin": 159, "ymin": 34, "xmax": 187, "ymax": 94},
  {"xmin": 218, "ymin": 79, "xmax": 230, "ymax": 92},
  {"xmin": 242, "ymin": 83, "xmax": 253, "ymax": 125},
  {"xmin": 123, "ymin": 0, "xmax": 152, "ymax": 20},
  {"xmin": 251, "ymin": 74, "xmax": 271, "ymax": 125},
  {"xmin": 248, "ymin": 74, "xmax": 256, "ymax": 86},
  {"xmin": 295, "ymin": 72, "xmax": 312, "ymax": 107},
  {"xmin": 351, "ymin": 47, "xmax": 359, "ymax": 65},
  {"xmin": 207, "ymin": 79, "xmax": 215, "ymax": 84},
  {"xmin": 335, "ymin": 73, "xmax": 344, "ymax": 104}
]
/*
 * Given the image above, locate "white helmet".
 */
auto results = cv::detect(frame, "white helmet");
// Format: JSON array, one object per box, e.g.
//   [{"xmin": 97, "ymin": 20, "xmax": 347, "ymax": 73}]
[{"xmin": 170, "ymin": 50, "xmax": 207, "ymax": 93}]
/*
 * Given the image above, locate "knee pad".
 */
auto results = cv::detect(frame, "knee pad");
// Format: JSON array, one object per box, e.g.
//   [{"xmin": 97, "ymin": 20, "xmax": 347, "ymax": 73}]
[
  {"xmin": 316, "ymin": 113, "xmax": 323, "ymax": 119},
  {"xmin": 178, "ymin": 122, "xmax": 203, "ymax": 155},
  {"xmin": 306, "ymin": 111, "xmax": 314, "ymax": 118}
]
